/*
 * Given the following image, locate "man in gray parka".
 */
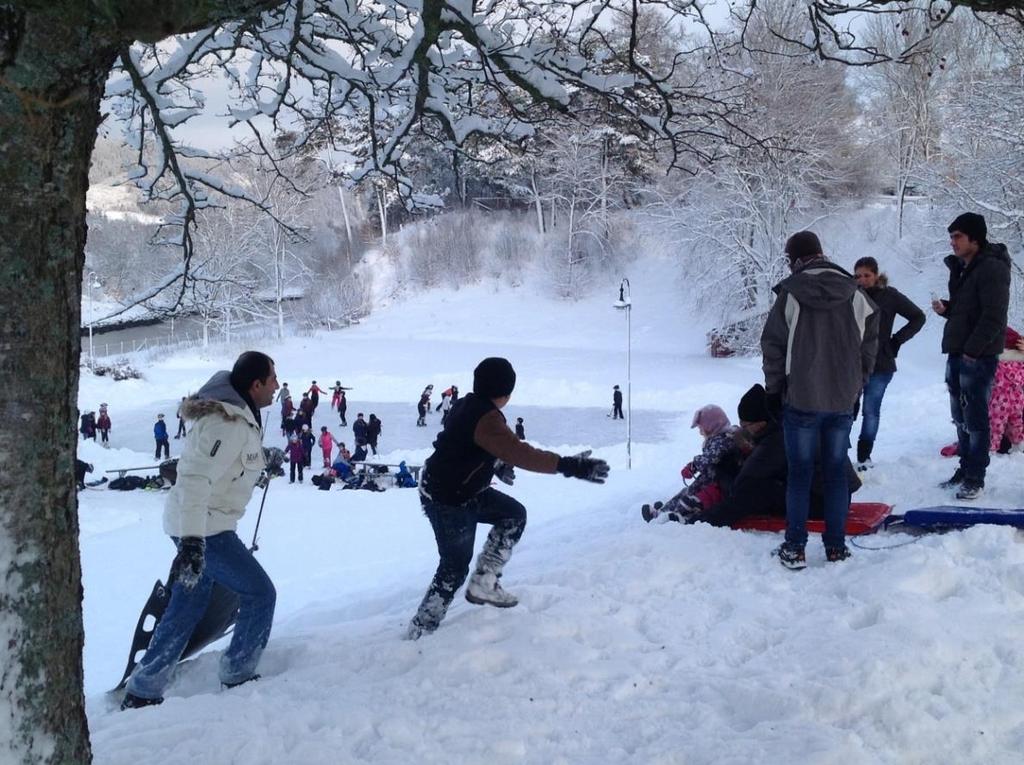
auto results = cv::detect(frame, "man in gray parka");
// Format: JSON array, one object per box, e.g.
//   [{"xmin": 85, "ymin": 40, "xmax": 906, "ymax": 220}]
[{"xmin": 761, "ymin": 231, "xmax": 879, "ymax": 569}]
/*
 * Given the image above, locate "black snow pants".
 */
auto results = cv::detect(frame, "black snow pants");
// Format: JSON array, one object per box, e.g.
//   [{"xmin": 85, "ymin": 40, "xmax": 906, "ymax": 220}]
[{"xmin": 411, "ymin": 488, "xmax": 526, "ymax": 634}]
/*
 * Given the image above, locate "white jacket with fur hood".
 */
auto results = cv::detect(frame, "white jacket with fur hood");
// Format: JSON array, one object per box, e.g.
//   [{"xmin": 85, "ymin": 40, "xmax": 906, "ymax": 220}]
[{"xmin": 163, "ymin": 371, "xmax": 266, "ymax": 538}]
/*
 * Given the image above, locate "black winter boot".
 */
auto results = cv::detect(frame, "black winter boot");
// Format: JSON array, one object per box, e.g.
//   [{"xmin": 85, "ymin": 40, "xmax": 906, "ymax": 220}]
[{"xmin": 856, "ymin": 439, "xmax": 872, "ymax": 465}]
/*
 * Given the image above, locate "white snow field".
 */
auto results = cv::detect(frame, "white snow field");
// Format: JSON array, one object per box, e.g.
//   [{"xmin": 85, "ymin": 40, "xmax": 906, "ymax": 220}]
[{"xmin": 81, "ymin": 263, "xmax": 1024, "ymax": 764}]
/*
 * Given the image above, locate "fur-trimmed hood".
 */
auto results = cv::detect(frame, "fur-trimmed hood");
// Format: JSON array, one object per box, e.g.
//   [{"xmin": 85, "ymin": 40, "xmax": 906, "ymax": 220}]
[{"xmin": 180, "ymin": 371, "xmax": 253, "ymax": 423}]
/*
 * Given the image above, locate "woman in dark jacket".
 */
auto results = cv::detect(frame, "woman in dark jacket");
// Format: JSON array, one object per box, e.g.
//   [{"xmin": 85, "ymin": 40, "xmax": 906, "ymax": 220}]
[{"xmin": 853, "ymin": 257, "xmax": 926, "ymax": 466}]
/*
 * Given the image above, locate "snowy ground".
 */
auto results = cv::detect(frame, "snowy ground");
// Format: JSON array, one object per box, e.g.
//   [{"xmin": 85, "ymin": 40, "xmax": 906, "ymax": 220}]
[{"xmin": 80, "ymin": 261, "xmax": 1024, "ymax": 764}]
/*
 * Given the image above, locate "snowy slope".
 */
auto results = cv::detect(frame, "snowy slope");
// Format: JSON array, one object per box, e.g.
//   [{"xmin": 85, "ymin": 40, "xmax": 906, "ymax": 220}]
[{"xmin": 81, "ymin": 256, "xmax": 1024, "ymax": 764}]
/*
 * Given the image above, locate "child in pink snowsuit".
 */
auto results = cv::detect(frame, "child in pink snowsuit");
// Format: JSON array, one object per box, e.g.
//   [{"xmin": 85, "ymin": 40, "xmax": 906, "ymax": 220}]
[
  {"xmin": 989, "ymin": 326, "xmax": 1024, "ymax": 452},
  {"xmin": 642, "ymin": 404, "xmax": 738, "ymax": 523},
  {"xmin": 319, "ymin": 426, "xmax": 337, "ymax": 468}
]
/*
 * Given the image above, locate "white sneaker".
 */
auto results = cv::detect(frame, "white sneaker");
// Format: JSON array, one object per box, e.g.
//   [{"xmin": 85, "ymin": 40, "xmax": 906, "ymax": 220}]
[{"xmin": 465, "ymin": 572, "xmax": 518, "ymax": 608}]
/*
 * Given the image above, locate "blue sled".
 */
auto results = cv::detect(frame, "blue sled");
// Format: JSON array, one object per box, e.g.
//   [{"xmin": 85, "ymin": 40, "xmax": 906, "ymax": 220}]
[{"xmin": 893, "ymin": 506, "xmax": 1024, "ymax": 531}]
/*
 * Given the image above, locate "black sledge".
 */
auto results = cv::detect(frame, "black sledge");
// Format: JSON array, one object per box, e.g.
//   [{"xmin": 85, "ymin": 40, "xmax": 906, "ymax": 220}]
[
  {"xmin": 114, "ymin": 573, "xmax": 240, "ymax": 691},
  {"xmin": 114, "ymin": 478, "xmax": 271, "ymax": 691}
]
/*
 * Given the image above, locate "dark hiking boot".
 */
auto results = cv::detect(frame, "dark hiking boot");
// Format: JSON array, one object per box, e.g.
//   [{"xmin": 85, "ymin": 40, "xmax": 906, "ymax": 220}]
[
  {"xmin": 121, "ymin": 692, "xmax": 163, "ymax": 710},
  {"xmin": 826, "ymin": 545, "xmax": 852, "ymax": 563},
  {"xmin": 856, "ymin": 439, "xmax": 872, "ymax": 465},
  {"xmin": 223, "ymin": 674, "xmax": 260, "ymax": 690},
  {"xmin": 465, "ymin": 572, "xmax": 518, "ymax": 608},
  {"xmin": 955, "ymin": 479, "xmax": 984, "ymax": 501},
  {"xmin": 939, "ymin": 468, "xmax": 965, "ymax": 489},
  {"xmin": 774, "ymin": 544, "xmax": 807, "ymax": 571},
  {"xmin": 641, "ymin": 501, "xmax": 664, "ymax": 523}
]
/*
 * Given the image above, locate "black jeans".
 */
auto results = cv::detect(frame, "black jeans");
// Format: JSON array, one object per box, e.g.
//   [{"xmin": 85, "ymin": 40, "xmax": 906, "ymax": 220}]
[
  {"xmin": 946, "ymin": 354, "xmax": 998, "ymax": 483},
  {"xmin": 411, "ymin": 488, "xmax": 526, "ymax": 633},
  {"xmin": 155, "ymin": 438, "xmax": 169, "ymax": 460}
]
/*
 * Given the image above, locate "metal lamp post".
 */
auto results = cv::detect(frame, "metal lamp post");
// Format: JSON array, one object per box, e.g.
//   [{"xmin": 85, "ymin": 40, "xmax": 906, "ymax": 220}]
[
  {"xmin": 86, "ymin": 271, "xmax": 97, "ymax": 370},
  {"xmin": 613, "ymin": 278, "xmax": 632, "ymax": 469}
]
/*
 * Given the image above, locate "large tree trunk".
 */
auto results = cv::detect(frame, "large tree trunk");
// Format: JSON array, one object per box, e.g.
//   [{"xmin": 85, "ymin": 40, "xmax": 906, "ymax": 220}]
[{"xmin": 0, "ymin": 13, "xmax": 118, "ymax": 764}]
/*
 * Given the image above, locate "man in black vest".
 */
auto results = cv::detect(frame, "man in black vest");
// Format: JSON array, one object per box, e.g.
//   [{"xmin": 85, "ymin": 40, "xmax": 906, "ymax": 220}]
[
  {"xmin": 932, "ymin": 212, "xmax": 1011, "ymax": 500},
  {"xmin": 406, "ymin": 357, "xmax": 609, "ymax": 639}
]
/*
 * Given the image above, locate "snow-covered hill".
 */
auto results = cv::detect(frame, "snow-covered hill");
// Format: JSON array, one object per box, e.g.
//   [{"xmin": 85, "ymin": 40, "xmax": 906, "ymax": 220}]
[{"xmin": 81, "ymin": 251, "xmax": 1024, "ymax": 764}]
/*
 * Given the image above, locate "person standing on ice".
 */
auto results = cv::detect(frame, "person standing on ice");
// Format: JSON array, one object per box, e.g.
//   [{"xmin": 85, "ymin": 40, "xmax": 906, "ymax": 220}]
[
  {"xmin": 367, "ymin": 413, "xmax": 382, "ymax": 455},
  {"xmin": 515, "ymin": 417, "xmax": 526, "ymax": 440},
  {"xmin": 154, "ymin": 414, "xmax": 170, "ymax": 460},
  {"xmin": 96, "ymin": 404, "xmax": 111, "ymax": 446},
  {"xmin": 276, "ymin": 382, "xmax": 290, "ymax": 403},
  {"xmin": 307, "ymin": 380, "xmax": 327, "ymax": 413},
  {"xmin": 175, "ymin": 396, "xmax": 188, "ymax": 439},
  {"xmin": 319, "ymin": 426, "xmax": 338, "ymax": 467},
  {"xmin": 931, "ymin": 213, "xmax": 1011, "ymax": 501},
  {"xmin": 122, "ymin": 351, "xmax": 279, "ymax": 709},
  {"xmin": 761, "ymin": 231, "xmax": 878, "ymax": 570},
  {"xmin": 337, "ymin": 389, "xmax": 348, "ymax": 426},
  {"xmin": 406, "ymin": 357, "xmax": 610, "ymax": 640},
  {"xmin": 612, "ymin": 385, "xmax": 624, "ymax": 419},
  {"xmin": 417, "ymin": 385, "xmax": 433, "ymax": 426},
  {"xmin": 852, "ymin": 257, "xmax": 925, "ymax": 469}
]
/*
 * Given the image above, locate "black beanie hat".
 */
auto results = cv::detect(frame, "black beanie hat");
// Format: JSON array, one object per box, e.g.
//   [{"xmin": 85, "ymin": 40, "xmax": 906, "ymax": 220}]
[
  {"xmin": 784, "ymin": 231, "xmax": 823, "ymax": 263},
  {"xmin": 473, "ymin": 357, "xmax": 516, "ymax": 399},
  {"xmin": 948, "ymin": 212, "xmax": 987, "ymax": 244},
  {"xmin": 737, "ymin": 383, "xmax": 769, "ymax": 423}
]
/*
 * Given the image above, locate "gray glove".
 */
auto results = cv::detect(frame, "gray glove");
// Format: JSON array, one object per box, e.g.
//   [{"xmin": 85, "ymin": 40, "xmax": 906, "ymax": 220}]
[
  {"xmin": 494, "ymin": 459, "xmax": 516, "ymax": 486},
  {"xmin": 557, "ymin": 449, "xmax": 610, "ymax": 484},
  {"xmin": 172, "ymin": 536, "xmax": 206, "ymax": 591}
]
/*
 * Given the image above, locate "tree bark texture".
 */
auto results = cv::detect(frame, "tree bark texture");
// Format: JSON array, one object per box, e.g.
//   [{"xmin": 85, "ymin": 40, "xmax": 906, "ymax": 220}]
[
  {"xmin": 0, "ymin": 2, "xmax": 284, "ymax": 762},
  {"xmin": 0, "ymin": 7, "xmax": 119, "ymax": 760}
]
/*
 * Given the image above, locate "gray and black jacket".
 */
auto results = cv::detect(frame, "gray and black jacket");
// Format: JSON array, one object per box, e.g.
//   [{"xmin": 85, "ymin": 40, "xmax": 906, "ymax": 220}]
[
  {"xmin": 939, "ymin": 243, "xmax": 1011, "ymax": 358},
  {"xmin": 761, "ymin": 259, "xmax": 879, "ymax": 413},
  {"xmin": 862, "ymin": 280, "xmax": 926, "ymax": 374}
]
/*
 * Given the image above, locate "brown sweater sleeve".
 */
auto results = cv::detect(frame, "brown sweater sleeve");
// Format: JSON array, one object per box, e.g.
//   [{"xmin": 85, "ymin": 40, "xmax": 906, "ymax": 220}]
[{"xmin": 474, "ymin": 410, "xmax": 560, "ymax": 474}]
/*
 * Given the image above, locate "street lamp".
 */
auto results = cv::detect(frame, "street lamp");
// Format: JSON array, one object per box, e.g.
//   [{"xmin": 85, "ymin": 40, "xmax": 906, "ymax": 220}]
[
  {"xmin": 613, "ymin": 278, "xmax": 632, "ymax": 469},
  {"xmin": 86, "ymin": 271, "xmax": 99, "ymax": 370}
]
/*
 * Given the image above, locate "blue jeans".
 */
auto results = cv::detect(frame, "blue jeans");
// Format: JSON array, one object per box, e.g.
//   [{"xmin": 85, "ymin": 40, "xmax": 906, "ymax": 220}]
[
  {"xmin": 946, "ymin": 354, "xmax": 998, "ymax": 483},
  {"xmin": 412, "ymin": 488, "xmax": 526, "ymax": 633},
  {"xmin": 783, "ymin": 406, "xmax": 854, "ymax": 550},
  {"xmin": 858, "ymin": 371, "xmax": 894, "ymax": 445},
  {"xmin": 126, "ymin": 531, "xmax": 276, "ymax": 699}
]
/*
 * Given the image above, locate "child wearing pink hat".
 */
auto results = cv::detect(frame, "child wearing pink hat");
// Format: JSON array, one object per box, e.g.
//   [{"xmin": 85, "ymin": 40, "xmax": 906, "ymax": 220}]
[{"xmin": 642, "ymin": 404, "xmax": 739, "ymax": 523}]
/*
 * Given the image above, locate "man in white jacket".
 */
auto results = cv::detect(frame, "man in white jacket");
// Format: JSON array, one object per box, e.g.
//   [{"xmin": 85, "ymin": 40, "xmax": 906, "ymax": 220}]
[{"xmin": 122, "ymin": 351, "xmax": 279, "ymax": 708}]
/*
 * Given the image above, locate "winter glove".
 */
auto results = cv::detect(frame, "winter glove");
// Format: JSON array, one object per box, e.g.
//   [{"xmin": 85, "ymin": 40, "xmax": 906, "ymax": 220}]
[
  {"xmin": 172, "ymin": 536, "xmax": 206, "ymax": 591},
  {"xmin": 493, "ymin": 459, "xmax": 516, "ymax": 486},
  {"xmin": 890, "ymin": 336, "xmax": 901, "ymax": 358},
  {"xmin": 765, "ymin": 392, "xmax": 783, "ymax": 423},
  {"xmin": 681, "ymin": 463, "xmax": 694, "ymax": 480},
  {"xmin": 557, "ymin": 449, "xmax": 610, "ymax": 484}
]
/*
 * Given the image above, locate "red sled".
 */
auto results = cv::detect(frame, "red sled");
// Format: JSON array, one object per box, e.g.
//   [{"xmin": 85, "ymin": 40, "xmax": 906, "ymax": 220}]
[{"xmin": 732, "ymin": 502, "xmax": 892, "ymax": 534}]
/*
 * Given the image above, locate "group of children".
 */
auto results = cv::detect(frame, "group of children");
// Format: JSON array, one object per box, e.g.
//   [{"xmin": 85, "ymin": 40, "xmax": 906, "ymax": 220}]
[{"xmin": 78, "ymin": 403, "xmax": 112, "ymax": 446}]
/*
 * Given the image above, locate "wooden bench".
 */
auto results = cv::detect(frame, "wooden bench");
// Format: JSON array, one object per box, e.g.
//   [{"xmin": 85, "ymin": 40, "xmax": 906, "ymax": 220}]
[
  {"xmin": 353, "ymin": 462, "xmax": 422, "ymax": 485},
  {"xmin": 104, "ymin": 465, "xmax": 160, "ymax": 479}
]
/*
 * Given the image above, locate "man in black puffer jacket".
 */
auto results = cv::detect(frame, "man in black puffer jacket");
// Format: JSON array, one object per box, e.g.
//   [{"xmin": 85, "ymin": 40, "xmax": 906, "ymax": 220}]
[
  {"xmin": 406, "ymin": 357, "xmax": 609, "ymax": 640},
  {"xmin": 931, "ymin": 213, "xmax": 1011, "ymax": 500}
]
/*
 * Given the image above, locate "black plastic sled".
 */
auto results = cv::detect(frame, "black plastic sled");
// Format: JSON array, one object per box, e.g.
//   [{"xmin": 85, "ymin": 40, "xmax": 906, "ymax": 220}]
[{"xmin": 114, "ymin": 572, "xmax": 240, "ymax": 691}]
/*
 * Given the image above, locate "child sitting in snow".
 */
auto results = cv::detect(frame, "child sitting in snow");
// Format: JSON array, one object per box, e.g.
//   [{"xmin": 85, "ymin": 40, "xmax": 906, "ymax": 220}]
[{"xmin": 642, "ymin": 404, "xmax": 738, "ymax": 523}]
